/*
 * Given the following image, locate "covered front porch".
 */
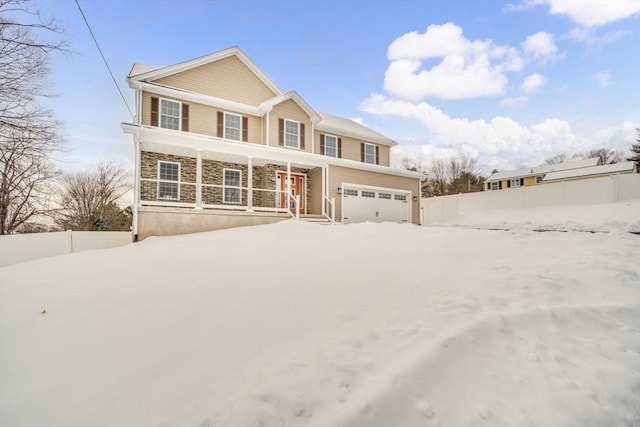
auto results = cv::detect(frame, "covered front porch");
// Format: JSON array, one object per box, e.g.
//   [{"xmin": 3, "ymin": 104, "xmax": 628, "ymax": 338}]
[{"xmin": 131, "ymin": 130, "xmax": 336, "ymax": 237}]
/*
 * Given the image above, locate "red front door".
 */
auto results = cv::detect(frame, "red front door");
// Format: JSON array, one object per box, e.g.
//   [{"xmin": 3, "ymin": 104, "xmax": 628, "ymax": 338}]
[{"xmin": 277, "ymin": 172, "xmax": 305, "ymax": 214}]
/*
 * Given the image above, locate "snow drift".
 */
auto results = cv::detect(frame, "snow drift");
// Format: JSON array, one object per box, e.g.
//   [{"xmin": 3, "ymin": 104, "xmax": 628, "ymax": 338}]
[{"xmin": 1, "ymin": 201, "xmax": 639, "ymax": 426}]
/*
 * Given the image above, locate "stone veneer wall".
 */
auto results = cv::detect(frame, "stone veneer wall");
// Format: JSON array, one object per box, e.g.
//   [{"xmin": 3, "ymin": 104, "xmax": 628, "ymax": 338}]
[{"xmin": 141, "ymin": 152, "xmax": 316, "ymax": 211}]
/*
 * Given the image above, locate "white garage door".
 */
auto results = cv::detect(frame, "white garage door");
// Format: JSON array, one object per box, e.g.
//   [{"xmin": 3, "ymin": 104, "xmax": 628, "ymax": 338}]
[{"xmin": 342, "ymin": 185, "xmax": 410, "ymax": 224}]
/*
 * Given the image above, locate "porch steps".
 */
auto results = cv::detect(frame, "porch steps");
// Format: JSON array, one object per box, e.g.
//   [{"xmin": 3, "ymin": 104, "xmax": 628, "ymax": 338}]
[{"xmin": 299, "ymin": 214, "xmax": 333, "ymax": 224}]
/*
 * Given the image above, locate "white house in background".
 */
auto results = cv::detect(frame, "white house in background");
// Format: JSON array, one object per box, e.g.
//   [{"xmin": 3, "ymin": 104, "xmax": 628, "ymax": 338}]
[
  {"xmin": 542, "ymin": 161, "xmax": 638, "ymax": 183},
  {"xmin": 122, "ymin": 46, "xmax": 422, "ymax": 240},
  {"xmin": 485, "ymin": 157, "xmax": 601, "ymax": 191}
]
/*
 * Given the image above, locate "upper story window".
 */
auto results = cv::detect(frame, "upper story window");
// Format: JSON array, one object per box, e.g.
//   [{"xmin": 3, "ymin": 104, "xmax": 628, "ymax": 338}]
[
  {"xmin": 160, "ymin": 99, "xmax": 180, "ymax": 130},
  {"xmin": 224, "ymin": 112, "xmax": 242, "ymax": 141},
  {"xmin": 510, "ymin": 179, "xmax": 522, "ymax": 188},
  {"xmin": 364, "ymin": 143, "xmax": 376, "ymax": 164},
  {"xmin": 285, "ymin": 119, "xmax": 300, "ymax": 148},
  {"xmin": 217, "ymin": 111, "xmax": 247, "ymax": 141},
  {"xmin": 150, "ymin": 96, "xmax": 189, "ymax": 132},
  {"xmin": 278, "ymin": 118, "xmax": 305, "ymax": 150},
  {"xmin": 324, "ymin": 135, "xmax": 337, "ymax": 157},
  {"xmin": 158, "ymin": 161, "xmax": 180, "ymax": 200}
]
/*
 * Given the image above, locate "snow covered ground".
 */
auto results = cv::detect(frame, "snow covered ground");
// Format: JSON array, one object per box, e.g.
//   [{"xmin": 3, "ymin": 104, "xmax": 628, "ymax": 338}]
[{"xmin": 1, "ymin": 201, "xmax": 639, "ymax": 427}]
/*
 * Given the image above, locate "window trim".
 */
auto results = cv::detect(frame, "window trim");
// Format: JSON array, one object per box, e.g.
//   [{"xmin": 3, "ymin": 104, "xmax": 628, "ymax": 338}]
[
  {"xmin": 223, "ymin": 168, "xmax": 243, "ymax": 204},
  {"xmin": 223, "ymin": 111, "xmax": 242, "ymax": 141},
  {"xmin": 159, "ymin": 98, "xmax": 181, "ymax": 131},
  {"xmin": 364, "ymin": 143, "xmax": 376, "ymax": 164},
  {"xmin": 157, "ymin": 160, "xmax": 180, "ymax": 201},
  {"xmin": 324, "ymin": 134, "xmax": 338, "ymax": 158},
  {"xmin": 490, "ymin": 182, "xmax": 499, "ymax": 190},
  {"xmin": 284, "ymin": 119, "xmax": 300, "ymax": 149}
]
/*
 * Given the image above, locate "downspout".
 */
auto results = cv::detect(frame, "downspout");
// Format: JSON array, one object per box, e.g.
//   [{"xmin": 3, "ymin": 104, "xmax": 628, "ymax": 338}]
[
  {"xmin": 265, "ymin": 111, "xmax": 270, "ymax": 146},
  {"xmin": 132, "ymin": 136, "xmax": 141, "ymax": 241}
]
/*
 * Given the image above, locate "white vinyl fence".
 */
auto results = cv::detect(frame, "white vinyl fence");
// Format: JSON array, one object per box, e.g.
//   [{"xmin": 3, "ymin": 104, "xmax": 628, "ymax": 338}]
[
  {"xmin": 422, "ymin": 173, "xmax": 640, "ymax": 224},
  {"xmin": 0, "ymin": 231, "xmax": 132, "ymax": 268}
]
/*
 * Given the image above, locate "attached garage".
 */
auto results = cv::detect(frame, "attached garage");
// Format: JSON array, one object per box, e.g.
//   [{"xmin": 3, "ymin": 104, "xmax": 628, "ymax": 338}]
[{"xmin": 341, "ymin": 183, "xmax": 411, "ymax": 224}]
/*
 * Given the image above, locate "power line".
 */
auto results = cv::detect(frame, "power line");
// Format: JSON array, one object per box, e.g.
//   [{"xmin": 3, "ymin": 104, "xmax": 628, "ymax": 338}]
[{"xmin": 74, "ymin": 0, "xmax": 134, "ymax": 120}]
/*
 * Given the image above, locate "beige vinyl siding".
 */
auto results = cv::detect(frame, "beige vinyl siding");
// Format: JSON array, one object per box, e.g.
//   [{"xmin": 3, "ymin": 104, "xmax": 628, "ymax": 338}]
[
  {"xmin": 269, "ymin": 100, "xmax": 312, "ymax": 152},
  {"xmin": 328, "ymin": 165, "xmax": 420, "ymax": 225},
  {"xmin": 314, "ymin": 131, "xmax": 390, "ymax": 167},
  {"xmin": 142, "ymin": 91, "xmax": 263, "ymax": 143},
  {"xmin": 308, "ymin": 167, "xmax": 323, "ymax": 215},
  {"xmin": 154, "ymin": 56, "xmax": 276, "ymax": 106}
]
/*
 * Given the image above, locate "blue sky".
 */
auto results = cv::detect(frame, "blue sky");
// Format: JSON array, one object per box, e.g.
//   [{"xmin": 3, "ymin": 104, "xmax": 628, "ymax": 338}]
[{"xmin": 35, "ymin": 0, "xmax": 640, "ymax": 175}]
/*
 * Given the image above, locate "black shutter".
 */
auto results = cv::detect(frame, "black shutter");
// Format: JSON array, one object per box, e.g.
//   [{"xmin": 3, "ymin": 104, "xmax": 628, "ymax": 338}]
[
  {"xmin": 278, "ymin": 119, "xmax": 284, "ymax": 146},
  {"xmin": 375, "ymin": 146, "xmax": 379, "ymax": 165},
  {"xmin": 300, "ymin": 123, "xmax": 305, "ymax": 150},
  {"xmin": 181, "ymin": 104, "xmax": 189, "ymax": 132},
  {"xmin": 217, "ymin": 111, "xmax": 224, "ymax": 138},
  {"xmin": 320, "ymin": 134, "xmax": 325, "ymax": 155},
  {"xmin": 338, "ymin": 138, "xmax": 342, "ymax": 158},
  {"xmin": 361, "ymin": 143, "xmax": 365, "ymax": 162},
  {"xmin": 150, "ymin": 97, "xmax": 159, "ymax": 127},
  {"xmin": 242, "ymin": 116, "xmax": 248, "ymax": 142}
]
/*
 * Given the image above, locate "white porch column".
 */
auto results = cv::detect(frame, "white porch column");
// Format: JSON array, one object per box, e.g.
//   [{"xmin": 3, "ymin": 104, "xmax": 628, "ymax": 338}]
[
  {"xmin": 287, "ymin": 161, "xmax": 292, "ymax": 212},
  {"xmin": 247, "ymin": 157, "xmax": 254, "ymax": 212},
  {"xmin": 321, "ymin": 166, "xmax": 326, "ymax": 216},
  {"xmin": 133, "ymin": 137, "xmax": 141, "ymax": 239},
  {"xmin": 195, "ymin": 149, "xmax": 203, "ymax": 209}
]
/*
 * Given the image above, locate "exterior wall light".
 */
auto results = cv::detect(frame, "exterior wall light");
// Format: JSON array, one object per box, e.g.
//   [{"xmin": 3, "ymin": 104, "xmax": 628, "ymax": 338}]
[
  {"xmin": 413, "ymin": 195, "xmax": 418, "ymax": 202},
  {"xmin": 337, "ymin": 187, "xmax": 342, "ymax": 194}
]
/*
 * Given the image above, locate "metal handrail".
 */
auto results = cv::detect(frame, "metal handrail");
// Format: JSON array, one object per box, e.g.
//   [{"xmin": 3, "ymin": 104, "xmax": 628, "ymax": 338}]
[{"xmin": 323, "ymin": 195, "xmax": 335, "ymax": 224}]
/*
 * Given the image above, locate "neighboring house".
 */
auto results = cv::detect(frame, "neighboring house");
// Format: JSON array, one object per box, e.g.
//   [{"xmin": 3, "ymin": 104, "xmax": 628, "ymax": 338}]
[
  {"xmin": 484, "ymin": 157, "xmax": 601, "ymax": 191},
  {"xmin": 542, "ymin": 161, "xmax": 637, "ymax": 183},
  {"xmin": 122, "ymin": 47, "xmax": 422, "ymax": 239}
]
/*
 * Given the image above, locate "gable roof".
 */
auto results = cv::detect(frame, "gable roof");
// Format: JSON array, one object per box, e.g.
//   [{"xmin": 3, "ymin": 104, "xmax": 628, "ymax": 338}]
[
  {"xmin": 487, "ymin": 157, "xmax": 601, "ymax": 181},
  {"xmin": 259, "ymin": 91, "xmax": 321, "ymax": 123},
  {"xmin": 543, "ymin": 161, "xmax": 637, "ymax": 182},
  {"xmin": 127, "ymin": 46, "xmax": 283, "ymax": 96},
  {"xmin": 316, "ymin": 113, "xmax": 397, "ymax": 146}
]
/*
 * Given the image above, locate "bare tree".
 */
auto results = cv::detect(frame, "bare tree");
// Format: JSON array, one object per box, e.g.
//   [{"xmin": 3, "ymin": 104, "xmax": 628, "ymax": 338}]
[
  {"xmin": 411, "ymin": 156, "xmax": 485, "ymax": 197},
  {"xmin": 54, "ymin": 163, "xmax": 131, "ymax": 231},
  {"xmin": 0, "ymin": 0, "xmax": 66, "ymax": 234},
  {"xmin": 628, "ymin": 128, "xmax": 640, "ymax": 163},
  {"xmin": 544, "ymin": 153, "xmax": 570, "ymax": 165},
  {"xmin": 574, "ymin": 148, "xmax": 623, "ymax": 165}
]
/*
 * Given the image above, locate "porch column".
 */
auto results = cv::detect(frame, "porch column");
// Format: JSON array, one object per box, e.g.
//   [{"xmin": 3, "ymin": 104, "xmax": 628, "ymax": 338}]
[
  {"xmin": 321, "ymin": 166, "xmax": 326, "ymax": 216},
  {"xmin": 287, "ymin": 161, "xmax": 292, "ymax": 212},
  {"xmin": 246, "ymin": 157, "xmax": 254, "ymax": 212},
  {"xmin": 195, "ymin": 149, "xmax": 203, "ymax": 209}
]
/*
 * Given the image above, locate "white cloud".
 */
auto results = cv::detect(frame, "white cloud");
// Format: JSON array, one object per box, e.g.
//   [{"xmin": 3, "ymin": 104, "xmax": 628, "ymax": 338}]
[
  {"xmin": 522, "ymin": 32, "xmax": 560, "ymax": 63},
  {"xmin": 567, "ymin": 27, "xmax": 630, "ymax": 47},
  {"xmin": 521, "ymin": 73, "xmax": 547, "ymax": 93},
  {"xmin": 508, "ymin": 0, "xmax": 640, "ymax": 27},
  {"xmin": 595, "ymin": 71, "xmax": 612, "ymax": 88},
  {"xmin": 384, "ymin": 23, "xmax": 524, "ymax": 101},
  {"xmin": 501, "ymin": 96, "xmax": 529, "ymax": 108},
  {"xmin": 545, "ymin": 0, "xmax": 640, "ymax": 28},
  {"xmin": 361, "ymin": 93, "xmax": 622, "ymax": 173}
]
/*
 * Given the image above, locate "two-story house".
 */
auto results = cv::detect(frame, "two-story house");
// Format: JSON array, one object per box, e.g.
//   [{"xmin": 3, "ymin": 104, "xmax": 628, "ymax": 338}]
[{"xmin": 123, "ymin": 47, "xmax": 422, "ymax": 240}]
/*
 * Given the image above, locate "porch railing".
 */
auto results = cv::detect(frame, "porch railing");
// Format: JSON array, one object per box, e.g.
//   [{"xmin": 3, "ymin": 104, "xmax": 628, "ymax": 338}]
[
  {"xmin": 140, "ymin": 178, "xmax": 301, "ymax": 217},
  {"xmin": 323, "ymin": 196, "xmax": 335, "ymax": 224}
]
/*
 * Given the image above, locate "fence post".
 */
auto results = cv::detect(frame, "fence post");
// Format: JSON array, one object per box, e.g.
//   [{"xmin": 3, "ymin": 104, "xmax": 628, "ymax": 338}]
[{"xmin": 67, "ymin": 230, "xmax": 73, "ymax": 254}]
